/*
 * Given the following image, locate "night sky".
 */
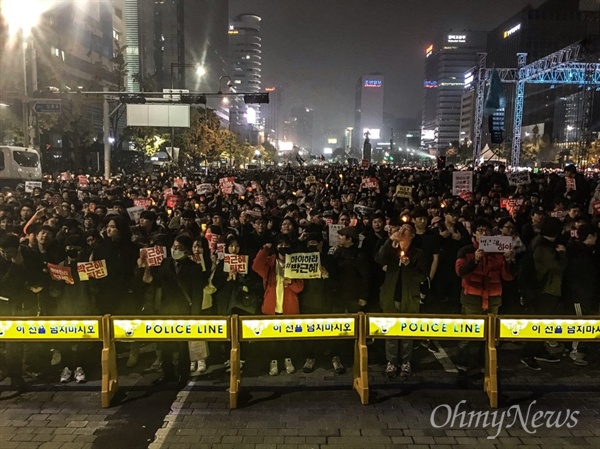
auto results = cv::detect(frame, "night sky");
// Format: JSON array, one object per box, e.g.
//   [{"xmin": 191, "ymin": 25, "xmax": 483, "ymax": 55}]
[{"xmin": 229, "ymin": 0, "xmax": 543, "ymax": 142}]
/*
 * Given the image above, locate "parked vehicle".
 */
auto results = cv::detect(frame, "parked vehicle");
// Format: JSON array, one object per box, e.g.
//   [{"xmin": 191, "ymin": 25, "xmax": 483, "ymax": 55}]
[{"xmin": 0, "ymin": 146, "xmax": 42, "ymax": 188}]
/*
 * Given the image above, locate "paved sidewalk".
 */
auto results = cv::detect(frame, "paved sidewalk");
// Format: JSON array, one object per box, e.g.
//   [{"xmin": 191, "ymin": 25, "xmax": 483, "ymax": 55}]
[{"xmin": 1, "ymin": 340, "xmax": 600, "ymax": 448}]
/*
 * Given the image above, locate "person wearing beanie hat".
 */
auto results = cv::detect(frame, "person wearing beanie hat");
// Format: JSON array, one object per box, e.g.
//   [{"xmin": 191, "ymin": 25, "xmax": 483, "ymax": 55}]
[
  {"xmin": 562, "ymin": 223, "xmax": 599, "ymax": 366},
  {"xmin": 520, "ymin": 217, "xmax": 567, "ymax": 370}
]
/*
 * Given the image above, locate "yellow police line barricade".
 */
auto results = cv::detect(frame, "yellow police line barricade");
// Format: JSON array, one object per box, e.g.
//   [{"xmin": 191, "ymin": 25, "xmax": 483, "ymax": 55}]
[
  {"xmin": 0, "ymin": 315, "xmax": 103, "ymax": 381},
  {"xmin": 490, "ymin": 314, "xmax": 600, "ymax": 409},
  {"xmin": 366, "ymin": 313, "xmax": 492, "ymax": 406},
  {"xmin": 102, "ymin": 315, "xmax": 230, "ymax": 408},
  {"xmin": 231, "ymin": 313, "xmax": 367, "ymax": 408}
]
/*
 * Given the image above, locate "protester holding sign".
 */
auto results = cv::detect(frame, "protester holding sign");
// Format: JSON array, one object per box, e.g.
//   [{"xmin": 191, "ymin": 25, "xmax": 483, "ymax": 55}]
[
  {"xmin": 252, "ymin": 236, "xmax": 304, "ymax": 376},
  {"xmin": 455, "ymin": 219, "xmax": 514, "ymax": 373},
  {"xmin": 51, "ymin": 235, "xmax": 94, "ymax": 384}
]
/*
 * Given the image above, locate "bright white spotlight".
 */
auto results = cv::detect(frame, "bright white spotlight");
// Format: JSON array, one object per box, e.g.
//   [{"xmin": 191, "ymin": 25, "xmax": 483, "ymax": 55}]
[
  {"xmin": 2, "ymin": 0, "xmax": 56, "ymax": 37},
  {"xmin": 196, "ymin": 66, "xmax": 206, "ymax": 76}
]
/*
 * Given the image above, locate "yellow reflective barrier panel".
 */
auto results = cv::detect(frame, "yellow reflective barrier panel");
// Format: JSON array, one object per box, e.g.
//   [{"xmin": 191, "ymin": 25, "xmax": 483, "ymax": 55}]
[
  {"xmin": 112, "ymin": 318, "xmax": 229, "ymax": 340},
  {"xmin": 498, "ymin": 317, "xmax": 600, "ymax": 340},
  {"xmin": 239, "ymin": 316, "xmax": 355, "ymax": 340},
  {"xmin": 367, "ymin": 314, "xmax": 486, "ymax": 340},
  {"xmin": 0, "ymin": 318, "xmax": 101, "ymax": 340}
]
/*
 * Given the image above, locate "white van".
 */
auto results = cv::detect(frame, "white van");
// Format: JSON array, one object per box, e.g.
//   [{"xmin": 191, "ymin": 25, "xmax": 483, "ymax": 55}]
[{"xmin": 0, "ymin": 146, "xmax": 43, "ymax": 188}]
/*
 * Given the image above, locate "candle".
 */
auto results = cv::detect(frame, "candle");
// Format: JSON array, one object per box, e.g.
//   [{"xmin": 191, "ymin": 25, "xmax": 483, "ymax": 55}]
[{"xmin": 400, "ymin": 250, "xmax": 405, "ymax": 257}]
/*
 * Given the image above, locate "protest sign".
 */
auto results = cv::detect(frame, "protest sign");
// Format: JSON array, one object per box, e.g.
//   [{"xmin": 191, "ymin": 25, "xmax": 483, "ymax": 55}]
[
  {"xmin": 77, "ymin": 175, "xmax": 88, "ymax": 187},
  {"xmin": 60, "ymin": 172, "xmax": 72, "ymax": 181},
  {"xmin": 197, "ymin": 183, "xmax": 213, "ymax": 195},
  {"xmin": 140, "ymin": 246, "xmax": 167, "ymax": 267},
  {"xmin": 361, "ymin": 159, "xmax": 369, "ymax": 168},
  {"xmin": 205, "ymin": 229, "xmax": 220, "ymax": 253},
  {"xmin": 223, "ymin": 254, "xmax": 249, "ymax": 274},
  {"xmin": 47, "ymin": 263, "xmax": 74, "ymax": 285},
  {"xmin": 284, "ymin": 252, "xmax": 321, "ymax": 279},
  {"xmin": 216, "ymin": 243, "xmax": 226, "ymax": 260},
  {"xmin": 245, "ymin": 209, "xmax": 262, "ymax": 219},
  {"xmin": 173, "ymin": 177, "xmax": 185, "ymax": 189},
  {"xmin": 255, "ymin": 194, "xmax": 267, "ymax": 207},
  {"xmin": 592, "ymin": 201, "xmax": 600, "ymax": 216},
  {"xmin": 24, "ymin": 181, "xmax": 42, "ymax": 193},
  {"xmin": 77, "ymin": 260, "xmax": 108, "ymax": 280},
  {"xmin": 250, "ymin": 181, "xmax": 261, "ymax": 192},
  {"xmin": 566, "ymin": 177, "xmax": 576, "ymax": 191},
  {"xmin": 452, "ymin": 171, "xmax": 473, "ymax": 196},
  {"xmin": 305, "ymin": 175, "xmax": 317, "ymax": 185},
  {"xmin": 549, "ymin": 210, "xmax": 567, "ymax": 221},
  {"xmin": 395, "ymin": 185, "xmax": 412, "ymax": 199},
  {"xmin": 163, "ymin": 187, "xmax": 173, "ymax": 197},
  {"xmin": 459, "ymin": 191, "xmax": 474, "ymax": 202},
  {"xmin": 361, "ymin": 177, "xmax": 379, "ymax": 189},
  {"xmin": 500, "ymin": 197, "xmax": 525, "ymax": 216},
  {"xmin": 166, "ymin": 194, "xmax": 182, "ymax": 209},
  {"xmin": 328, "ymin": 224, "xmax": 344, "ymax": 247},
  {"xmin": 507, "ymin": 171, "xmax": 530, "ymax": 186},
  {"xmin": 234, "ymin": 182, "xmax": 246, "ymax": 195},
  {"xmin": 219, "ymin": 177, "xmax": 235, "ymax": 194},
  {"xmin": 126, "ymin": 206, "xmax": 145, "ymax": 222},
  {"xmin": 133, "ymin": 198, "xmax": 152, "ymax": 209},
  {"xmin": 479, "ymin": 236, "xmax": 513, "ymax": 253},
  {"xmin": 353, "ymin": 204, "xmax": 374, "ymax": 217}
]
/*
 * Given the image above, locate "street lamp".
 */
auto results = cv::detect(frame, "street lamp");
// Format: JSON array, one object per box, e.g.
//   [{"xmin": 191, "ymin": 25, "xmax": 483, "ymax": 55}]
[{"xmin": 1, "ymin": 0, "xmax": 51, "ymax": 147}]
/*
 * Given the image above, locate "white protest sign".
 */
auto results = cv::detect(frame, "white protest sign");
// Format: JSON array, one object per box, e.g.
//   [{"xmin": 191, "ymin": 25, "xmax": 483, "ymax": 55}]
[
  {"xmin": 479, "ymin": 236, "xmax": 513, "ymax": 253},
  {"xmin": 328, "ymin": 224, "xmax": 344, "ymax": 247},
  {"xmin": 452, "ymin": 171, "xmax": 473, "ymax": 196},
  {"xmin": 223, "ymin": 254, "xmax": 249, "ymax": 274},
  {"xmin": 140, "ymin": 246, "xmax": 167, "ymax": 267},
  {"xmin": 305, "ymin": 175, "xmax": 317, "ymax": 184},
  {"xmin": 25, "ymin": 181, "xmax": 42, "ymax": 193},
  {"xmin": 126, "ymin": 205, "xmax": 145, "ymax": 222},
  {"xmin": 284, "ymin": 252, "xmax": 321, "ymax": 279},
  {"xmin": 197, "ymin": 183, "xmax": 213, "ymax": 195},
  {"xmin": 361, "ymin": 177, "xmax": 379, "ymax": 189},
  {"xmin": 507, "ymin": 171, "xmax": 530, "ymax": 186}
]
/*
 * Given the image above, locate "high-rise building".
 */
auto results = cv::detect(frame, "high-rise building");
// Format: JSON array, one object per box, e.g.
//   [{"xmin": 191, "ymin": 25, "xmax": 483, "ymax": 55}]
[
  {"xmin": 285, "ymin": 106, "xmax": 314, "ymax": 151},
  {"xmin": 484, "ymin": 0, "xmax": 600, "ymax": 150},
  {"xmin": 130, "ymin": 0, "xmax": 229, "ymax": 120},
  {"xmin": 262, "ymin": 85, "xmax": 283, "ymax": 143},
  {"xmin": 421, "ymin": 31, "xmax": 486, "ymax": 154},
  {"xmin": 354, "ymin": 74, "xmax": 384, "ymax": 160},
  {"xmin": 228, "ymin": 14, "xmax": 262, "ymax": 142}
]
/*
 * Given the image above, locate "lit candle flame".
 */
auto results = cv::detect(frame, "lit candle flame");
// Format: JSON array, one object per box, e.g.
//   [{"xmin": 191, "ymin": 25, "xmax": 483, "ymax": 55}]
[{"xmin": 400, "ymin": 250, "xmax": 405, "ymax": 257}]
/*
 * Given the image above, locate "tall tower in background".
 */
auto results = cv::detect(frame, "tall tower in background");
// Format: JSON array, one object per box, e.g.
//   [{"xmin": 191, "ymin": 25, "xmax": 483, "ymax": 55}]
[
  {"xmin": 129, "ymin": 0, "xmax": 229, "ymax": 120},
  {"xmin": 262, "ymin": 85, "xmax": 283, "ymax": 144},
  {"xmin": 421, "ymin": 31, "xmax": 486, "ymax": 154},
  {"xmin": 229, "ymin": 14, "xmax": 262, "ymax": 143},
  {"xmin": 354, "ymin": 74, "xmax": 384, "ymax": 159}
]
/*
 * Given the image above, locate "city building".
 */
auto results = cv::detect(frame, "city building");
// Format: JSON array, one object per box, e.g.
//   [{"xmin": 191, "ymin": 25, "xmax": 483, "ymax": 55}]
[
  {"xmin": 229, "ymin": 13, "xmax": 262, "ymax": 143},
  {"xmin": 354, "ymin": 73, "xmax": 384, "ymax": 160},
  {"xmin": 261, "ymin": 85, "xmax": 283, "ymax": 144},
  {"xmin": 130, "ymin": 0, "xmax": 229, "ymax": 120},
  {"xmin": 421, "ymin": 30, "xmax": 486, "ymax": 154},
  {"xmin": 484, "ymin": 0, "xmax": 600, "ymax": 154},
  {"xmin": 284, "ymin": 106, "xmax": 314, "ymax": 152}
]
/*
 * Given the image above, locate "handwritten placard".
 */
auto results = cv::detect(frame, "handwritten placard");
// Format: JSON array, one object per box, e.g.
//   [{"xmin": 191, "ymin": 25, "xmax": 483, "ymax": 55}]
[{"xmin": 479, "ymin": 236, "xmax": 513, "ymax": 253}]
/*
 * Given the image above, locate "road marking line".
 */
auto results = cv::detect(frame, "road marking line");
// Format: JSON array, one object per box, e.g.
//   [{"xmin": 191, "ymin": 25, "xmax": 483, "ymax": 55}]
[{"xmin": 432, "ymin": 340, "xmax": 458, "ymax": 373}]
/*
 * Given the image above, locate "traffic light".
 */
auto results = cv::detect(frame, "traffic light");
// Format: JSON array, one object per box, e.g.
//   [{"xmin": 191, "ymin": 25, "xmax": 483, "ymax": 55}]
[
  {"xmin": 181, "ymin": 95, "xmax": 207, "ymax": 104},
  {"xmin": 120, "ymin": 95, "xmax": 146, "ymax": 104},
  {"xmin": 244, "ymin": 93, "xmax": 269, "ymax": 104}
]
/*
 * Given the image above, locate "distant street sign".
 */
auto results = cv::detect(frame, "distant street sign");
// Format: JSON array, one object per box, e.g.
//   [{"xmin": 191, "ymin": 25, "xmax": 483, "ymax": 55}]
[{"xmin": 33, "ymin": 102, "xmax": 61, "ymax": 114}]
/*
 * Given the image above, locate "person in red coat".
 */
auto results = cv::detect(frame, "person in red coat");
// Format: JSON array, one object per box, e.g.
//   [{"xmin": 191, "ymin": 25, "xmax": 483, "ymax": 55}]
[
  {"xmin": 252, "ymin": 234, "xmax": 304, "ymax": 375},
  {"xmin": 454, "ymin": 219, "xmax": 515, "ymax": 373}
]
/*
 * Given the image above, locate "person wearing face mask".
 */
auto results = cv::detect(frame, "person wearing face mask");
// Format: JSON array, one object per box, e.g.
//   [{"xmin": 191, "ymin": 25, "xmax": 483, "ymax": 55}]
[
  {"xmin": 140, "ymin": 235, "xmax": 208, "ymax": 386},
  {"xmin": 252, "ymin": 234, "xmax": 304, "ymax": 376},
  {"xmin": 51, "ymin": 236, "xmax": 94, "ymax": 384},
  {"xmin": 297, "ymin": 229, "xmax": 345, "ymax": 374}
]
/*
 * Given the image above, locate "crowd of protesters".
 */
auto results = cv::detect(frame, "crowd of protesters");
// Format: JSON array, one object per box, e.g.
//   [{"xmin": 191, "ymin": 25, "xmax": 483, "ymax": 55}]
[{"xmin": 1, "ymin": 161, "xmax": 599, "ymax": 390}]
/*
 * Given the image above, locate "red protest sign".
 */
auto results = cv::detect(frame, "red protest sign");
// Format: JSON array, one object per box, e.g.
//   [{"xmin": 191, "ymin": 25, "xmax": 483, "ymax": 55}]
[
  {"xmin": 134, "ymin": 198, "xmax": 152, "ymax": 209},
  {"xmin": 361, "ymin": 177, "xmax": 379, "ymax": 189},
  {"xmin": 140, "ymin": 246, "xmax": 167, "ymax": 267},
  {"xmin": 166, "ymin": 194, "xmax": 183, "ymax": 209},
  {"xmin": 219, "ymin": 177, "xmax": 235, "ymax": 194},
  {"xmin": 48, "ymin": 263, "xmax": 74, "ymax": 285},
  {"xmin": 77, "ymin": 175, "xmax": 88, "ymax": 187},
  {"xmin": 459, "ymin": 191, "xmax": 474, "ymax": 202},
  {"xmin": 223, "ymin": 254, "xmax": 248, "ymax": 274},
  {"xmin": 77, "ymin": 260, "xmax": 108, "ymax": 280}
]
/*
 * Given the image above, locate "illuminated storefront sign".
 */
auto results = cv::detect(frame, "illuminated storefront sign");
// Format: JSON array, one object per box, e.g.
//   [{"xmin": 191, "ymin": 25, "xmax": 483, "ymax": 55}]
[
  {"xmin": 425, "ymin": 44, "xmax": 433, "ymax": 57},
  {"xmin": 0, "ymin": 319, "xmax": 100, "ymax": 340},
  {"xmin": 503, "ymin": 23, "xmax": 521, "ymax": 38},
  {"xmin": 265, "ymin": 86, "xmax": 276, "ymax": 92},
  {"xmin": 363, "ymin": 128, "xmax": 381, "ymax": 139},
  {"xmin": 448, "ymin": 34, "xmax": 466, "ymax": 43},
  {"xmin": 369, "ymin": 317, "xmax": 485, "ymax": 339},
  {"xmin": 240, "ymin": 317, "xmax": 355, "ymax": 339},
  {"xmin": 499, "ymin": 318, "xmax": 600, "ymax": 340},
  {"xmin": 364, "ymin": 80, "xmax": 382, "ymax": 88},
  {"xmin": 327, "ymin": 138, "xmax": 338, "ymax": 144},
  {"xmin": 113, "ymin": 319, "xmax": 228, "ymax": 340},
  {"xmin": 424, "ymin": 80, "xmax": 438, "ymax": 89}
]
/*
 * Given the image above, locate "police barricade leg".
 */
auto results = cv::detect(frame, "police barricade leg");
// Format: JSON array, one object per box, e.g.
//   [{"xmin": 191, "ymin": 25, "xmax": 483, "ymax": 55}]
[
  {"xmin": 229, "ymin": 315, "xmax": 240, "ymax": 409},
  {"xmin": 101, "ymin": 314, "xmax": 118, "ymax": 408},
  {"xmin": 353, "ymin": 312, "xmax": 369, "ymax": 404},
  {"xmin": 484, "ymin": 314, "xmax": 498, "ymax": 408}
]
